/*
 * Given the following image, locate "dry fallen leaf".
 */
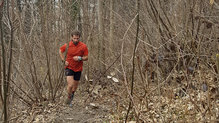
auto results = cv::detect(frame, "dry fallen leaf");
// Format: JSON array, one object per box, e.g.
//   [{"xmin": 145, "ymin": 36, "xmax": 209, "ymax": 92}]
[
  {"xmin": 90, "ymin": 103, "xmax": 99, "ymax": 109},
  {"xmin": 110, "ymin": 72, "xmax": 116, "ymax": 76},
  {"xmin": 107, "ymin": 75, "xmax": 112, "ymax": 79},
  {"xmin": 210, "ymin": 0, "xmax": 214, "ymax": 5},
  {"xmin": 128, "ymin": 121, "xmax": 136, "ymax": 123},
  {"xmin": 85, "ymin": 74, "xmax": 88, "ymax": 81},
  {"xmin": 112, "ymin": 77, "xmax": 119, "ymax": 83},
  {"xmin": 34, "ymin": 117, "xmax": 40, "ymax": 123}
]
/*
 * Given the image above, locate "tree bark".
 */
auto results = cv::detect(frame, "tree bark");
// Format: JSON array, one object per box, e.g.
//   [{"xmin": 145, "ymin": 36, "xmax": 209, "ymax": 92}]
[
  {"xmin": 0, "ymin": 1, "xmax": 4, "ymax": 119},
  {"xmin": 109, "ymin": 0, "xmax": 114, "ymax": 52},
  {"xmin": 0, "ymin": 0, "xmax": 4, "ymax": 104},
  {"xmin": 98, "ymin": 0, "xmax": 106, "ymax": 73},
  {"xmin": 125, "ymin": 0, "xmax": 140, "ymax": 122}
]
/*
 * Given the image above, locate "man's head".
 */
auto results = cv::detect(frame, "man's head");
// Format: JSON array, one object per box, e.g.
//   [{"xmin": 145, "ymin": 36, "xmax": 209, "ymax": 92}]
[{"xmin": 71, "ymin": 30, "xmax": 81, "ymax": 45}]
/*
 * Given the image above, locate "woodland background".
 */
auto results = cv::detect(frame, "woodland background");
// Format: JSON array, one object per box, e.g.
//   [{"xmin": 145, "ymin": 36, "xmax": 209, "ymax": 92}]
[{"xmin": 0, "ymin": 0, "xmax": 219, "ymax": 122}]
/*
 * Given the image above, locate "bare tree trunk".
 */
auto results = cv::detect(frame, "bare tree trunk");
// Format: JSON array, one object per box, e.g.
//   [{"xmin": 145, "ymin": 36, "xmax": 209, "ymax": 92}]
[
  {"xmin": 0, "ymin": 0, "xmax": 14, "ymax": 122},
  {"xmin": 24, "ymin": 1, "xmax": 31, "ymax": 35},
  {"xmin": 2, "ymin": 0, "xmax": 7, "ymax": 122},
  {"xmin": 81, "ymin": 0, "xmax": 89, "ymax": 41},
  {"xmin": 0, "ymin": 1, "xmax": 4, "ymax": 120},
  {"xmin": 5, "ymin": 0, "xmax": 15, "ymax": 121},
  {"xmin": 0, "ymin": 0, "xmax": 3, "ymax": 105},
  {"xmin": 109, "ymin": 0, "xmax": 114, "ymax": 52},
  {"xmin": 39, "ymin": 1, "xmax": 54, "ymax": 101},
  {"xmin": 78, "ymin": 0, "xmax": 82, "ymax": 33},
  {"xmin": 98, "ymin": 0, "xmax": 105, "ymax": 73},
  {"xmin": 125, "ymin": 0, "xmax": 140, "ymax": 122}
]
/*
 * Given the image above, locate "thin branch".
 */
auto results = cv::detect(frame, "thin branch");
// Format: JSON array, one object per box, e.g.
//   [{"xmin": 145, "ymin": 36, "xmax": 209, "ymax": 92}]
[
  {"xmin": 10, "ymin": 79, "xmax": 35, "ymax": 102},
  {"xmin": 125, "ymin": 0, "xmax": 140, "ymax": 122}
]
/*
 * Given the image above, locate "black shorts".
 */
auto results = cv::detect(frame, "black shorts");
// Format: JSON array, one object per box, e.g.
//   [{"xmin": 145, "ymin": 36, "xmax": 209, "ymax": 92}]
[{"xmin": 65, "ymin": 68, "xmax": 82, "ymax": 81}]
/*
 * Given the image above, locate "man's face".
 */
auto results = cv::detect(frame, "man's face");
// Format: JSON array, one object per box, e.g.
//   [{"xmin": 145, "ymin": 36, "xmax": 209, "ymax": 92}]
[{"xmin": 72, "ymin": 35, "xmax": 80, "ymax": 45}]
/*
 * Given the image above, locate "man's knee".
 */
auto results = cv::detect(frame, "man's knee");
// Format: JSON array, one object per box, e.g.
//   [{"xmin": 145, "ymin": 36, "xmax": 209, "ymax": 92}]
[{"xmin": 67, "ymin": 80, "xmax": 74, "ymax": 88}]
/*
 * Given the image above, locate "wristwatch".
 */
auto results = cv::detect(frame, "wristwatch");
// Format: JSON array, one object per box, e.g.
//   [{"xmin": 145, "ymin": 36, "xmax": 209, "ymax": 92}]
[{"xmin": 78, "ymin": 56, "xmax": 82, "ymax": 61}]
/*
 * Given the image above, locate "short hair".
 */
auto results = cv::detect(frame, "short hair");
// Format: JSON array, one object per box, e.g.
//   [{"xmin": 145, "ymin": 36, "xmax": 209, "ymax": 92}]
[{"xmin": 71, "ymin": 30, "xmax": 81, "ymax": 37}]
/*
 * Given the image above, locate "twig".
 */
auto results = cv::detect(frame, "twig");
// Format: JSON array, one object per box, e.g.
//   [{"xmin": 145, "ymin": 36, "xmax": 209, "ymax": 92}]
[
  {"xmin": 9, "ymin": 86, "xmax": 32, "ymax": 107},
  {"xmin": 8, "ymin": 113, "xmax": 23, "ymax": 122},
  {"xmin": 125, "ymin": 0, "xmax": 140, "ymax": 122},
  {"xmin": 84, "ymin": 54, "xmax": 121, "ymax": 103},
  {"xmin": 10, "ymin": 79, "xmax": 35, "ymax": 102}
]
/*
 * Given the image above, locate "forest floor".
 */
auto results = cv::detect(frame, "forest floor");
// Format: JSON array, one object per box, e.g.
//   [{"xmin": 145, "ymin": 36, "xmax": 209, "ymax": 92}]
[
  {"xmin": 10, "ymin": 72, "xmax": 219, "ymax": 122},
  {"xmin": 14, "ymin": 86, "xmax": 113, "ymax": 123}
]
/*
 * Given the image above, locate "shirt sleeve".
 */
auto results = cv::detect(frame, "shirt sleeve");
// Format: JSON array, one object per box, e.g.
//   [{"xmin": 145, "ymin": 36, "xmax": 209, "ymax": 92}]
[
  {"xmin": 83, "ymin": 45, "xmax": 88, "ymax": 56},
  {"xmin": 60, "ymin": 43, "xmax": 67, "ymax": 53}
]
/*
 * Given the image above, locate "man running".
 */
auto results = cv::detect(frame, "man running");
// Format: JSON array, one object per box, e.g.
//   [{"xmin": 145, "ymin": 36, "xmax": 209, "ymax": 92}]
[{"xmin": 59, "ymin": 30, "xmax": 88, "ymax": 105}]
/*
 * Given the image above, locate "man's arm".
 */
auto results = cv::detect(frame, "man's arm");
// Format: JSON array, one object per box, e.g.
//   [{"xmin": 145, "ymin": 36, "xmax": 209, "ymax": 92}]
[
  {"xmin": 59, "ymin": 49, "xmax": 69, "ymax": 66},
  {"xmin": 59, "ymin": 49, "xmax": 65, "ymax": 61},
  {"xmin": 73, "ymin": 55, "xmax": 88, "ymax": 61},
  {"xmin": 82, "ymin": 55, "xmax": 88, "ymax": 61}
]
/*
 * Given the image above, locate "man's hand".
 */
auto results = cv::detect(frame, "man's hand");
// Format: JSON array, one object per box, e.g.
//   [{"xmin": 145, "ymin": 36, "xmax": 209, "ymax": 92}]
[
  {"xmin": 65, "ymin": 61, "xmax": 69, "ymax": 66},
  {"xmin": 73, "ymin": 56, "xmax": 82, "ymax": 61}
]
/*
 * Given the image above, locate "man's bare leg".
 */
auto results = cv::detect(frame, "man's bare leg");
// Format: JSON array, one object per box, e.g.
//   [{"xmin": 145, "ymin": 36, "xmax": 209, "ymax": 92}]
[
  {"xmin": 72, "ymin": 80, "xmax": 79, "ymax": 92},
  {"xmin": 66, "ymin": 76, "xmax": 79, "ymax": 105},
  {"xmin": 67, "ymin": 76, "xmax": 74, "ymax": 95}
]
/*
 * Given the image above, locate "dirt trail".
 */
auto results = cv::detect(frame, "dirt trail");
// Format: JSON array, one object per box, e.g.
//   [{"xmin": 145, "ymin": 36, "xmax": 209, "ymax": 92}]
[
  {"xmin": 47, "ymin": 96, "xmax": 109, "ymax": 123},
  {"xmin": 15, "ymin": 91, "xmax": 111, "ymax": 123}
]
